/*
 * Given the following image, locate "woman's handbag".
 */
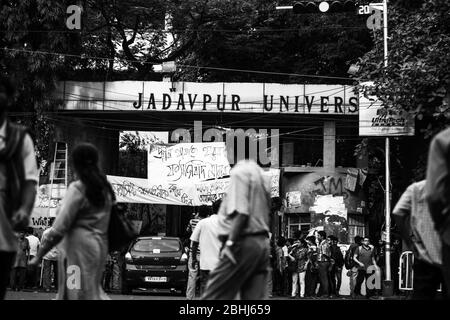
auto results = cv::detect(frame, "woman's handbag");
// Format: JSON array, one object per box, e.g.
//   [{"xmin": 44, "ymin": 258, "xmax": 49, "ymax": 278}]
[{"xmin": 107, "ymin": 191, "xmax": 138, "ymax": 252}]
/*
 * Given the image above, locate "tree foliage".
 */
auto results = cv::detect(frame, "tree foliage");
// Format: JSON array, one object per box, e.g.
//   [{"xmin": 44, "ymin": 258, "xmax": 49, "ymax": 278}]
[
  {"xmin": 356, "ymin": 0, "xmax": 450, "ymax": 136},
  {"xmin": 176, "ymin": 0, "xmax": 373, "ymax": 84},
  {"xmin": 0, "ymin": 0, "xmax": 78, "ymax": 172}
]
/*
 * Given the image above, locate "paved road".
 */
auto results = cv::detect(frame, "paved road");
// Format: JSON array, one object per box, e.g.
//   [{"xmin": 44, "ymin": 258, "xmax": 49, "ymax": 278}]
[
  {"xmin": 6, "ymin": 289, "xmax": 377, "ymax": 300},
  {"xmin": 5, "ymin": 289, "xmax": 406, "ymax": 300},
  {"xmin": 5, "ymin": 289, "xmax": 186, "ymax": 300}
]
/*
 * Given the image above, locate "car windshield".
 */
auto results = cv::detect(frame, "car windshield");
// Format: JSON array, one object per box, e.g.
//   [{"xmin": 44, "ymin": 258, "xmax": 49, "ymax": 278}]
[{"xmin": 132, "ymin": 239, "xmax": 180, "ymax": 253}]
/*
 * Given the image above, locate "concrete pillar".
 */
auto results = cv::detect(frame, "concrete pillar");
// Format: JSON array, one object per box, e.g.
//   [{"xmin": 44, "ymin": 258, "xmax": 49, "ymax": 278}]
[
  {"xmin": 323, "ymin": 121, "xmax": 336, "ymax": 170},
  {"xmin": 282, "ymin": 142, "xmax": 294, "ymax": 166}
]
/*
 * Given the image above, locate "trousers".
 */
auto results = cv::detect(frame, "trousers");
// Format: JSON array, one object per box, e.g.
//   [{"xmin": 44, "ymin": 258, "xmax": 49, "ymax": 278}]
[
  {"xmin": 202, "ymin": 235, "xmax": 270, "ymax": 300},
  {"xmin": 291, "ymin": 271, "xmax": 306, "ymax": 297},
  {"xmin": 0, "ymin": 252, "xmax": 15, "ymax": 299}
]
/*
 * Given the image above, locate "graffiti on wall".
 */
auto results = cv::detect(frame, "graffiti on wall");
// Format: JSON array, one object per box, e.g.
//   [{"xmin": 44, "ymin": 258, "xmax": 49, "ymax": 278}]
[{"xmin": 284, "ymin": 171, "xmax": 368, "ymax": 242}]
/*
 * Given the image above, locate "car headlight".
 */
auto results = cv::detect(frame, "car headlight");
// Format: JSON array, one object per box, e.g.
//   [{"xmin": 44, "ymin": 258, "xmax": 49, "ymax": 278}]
[
  {"xmin": 125, "ymin": 252, "xmax": 133, "ymax": 263},
  {"xmin": 180, "ymin": 253, "xmax": 188, "ymax": 264}
]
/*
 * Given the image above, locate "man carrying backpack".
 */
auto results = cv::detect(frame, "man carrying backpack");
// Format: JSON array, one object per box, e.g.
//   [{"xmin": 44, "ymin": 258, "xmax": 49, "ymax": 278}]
[{"xmin": 345, "ymin": 236, "xmax": 362, "ymax": 298}]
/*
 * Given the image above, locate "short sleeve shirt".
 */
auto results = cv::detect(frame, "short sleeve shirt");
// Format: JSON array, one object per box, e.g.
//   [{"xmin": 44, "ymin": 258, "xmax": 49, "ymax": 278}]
[
  {"xmin": 393, "ymin": 180, "xmax": 442, "ymax": 265},
  {"xmin": 356, "ymin": 246, "xmax": 375, "ymax": 270},
  {"xmin": 216, "ymin": 160, "xmax": 271, "ymax": 236},
  {"xmin": 0, "ymin": 121, "xmax": 39, "ymax": 183},
  {"xmin": 190, "ymin": 215, "xmax": 222, "ymax": 271},
  {"xmin": 317, "ymin": 240, "xmax": 331, "ymax": 262},
  {"xmin": 0, "ymin": 121, "xmax": 39, "ymax": 252},
  {"xmin": 26, "ymin": 235, "xmax": 40, "ymax": 256}
]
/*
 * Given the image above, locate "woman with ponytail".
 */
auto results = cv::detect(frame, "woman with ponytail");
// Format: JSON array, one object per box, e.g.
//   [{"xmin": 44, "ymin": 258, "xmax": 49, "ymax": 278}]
[{"xmin": 30, "ymin": 143, "xmax": 113, "ymax": 300}]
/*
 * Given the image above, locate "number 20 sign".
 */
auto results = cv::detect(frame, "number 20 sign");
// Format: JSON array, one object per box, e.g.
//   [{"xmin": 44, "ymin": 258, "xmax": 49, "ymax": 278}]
[{"xmin": 357, "ymin": 5, "xmax": 382, "ymax": 30}]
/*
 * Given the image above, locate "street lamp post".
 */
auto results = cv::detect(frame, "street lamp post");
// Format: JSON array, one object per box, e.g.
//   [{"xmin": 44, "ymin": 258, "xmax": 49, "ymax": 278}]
[{"xmin": 382, "ymin": 0, "xmax": 394, "ymax": 297}]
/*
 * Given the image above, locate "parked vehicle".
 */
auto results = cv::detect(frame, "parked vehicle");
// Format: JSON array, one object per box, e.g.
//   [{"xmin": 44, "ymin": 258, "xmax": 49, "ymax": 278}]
[{"xmin": 122, "ymin": 236, "xmax": 188, "ymax": 295}]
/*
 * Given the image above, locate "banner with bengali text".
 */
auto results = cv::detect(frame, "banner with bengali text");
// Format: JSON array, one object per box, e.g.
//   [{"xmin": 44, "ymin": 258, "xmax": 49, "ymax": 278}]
[{"xmin": 108, "ymin": 168, "xmax": 279, "ymax": 206}]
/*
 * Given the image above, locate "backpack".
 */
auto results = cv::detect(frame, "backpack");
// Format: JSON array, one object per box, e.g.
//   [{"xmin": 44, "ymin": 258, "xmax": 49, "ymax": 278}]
[{"xmin": 344, "ymin": 245, "xmax": 357, "ymax": 269}]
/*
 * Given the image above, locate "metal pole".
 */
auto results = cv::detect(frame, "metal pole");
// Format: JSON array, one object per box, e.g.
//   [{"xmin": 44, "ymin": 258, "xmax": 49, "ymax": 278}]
[
  {"xmin": 382, "ymin": 0, "xmax": 394, "ymax": 297},
  {"xmin": 385, "ymin": 137, "xmax": 391, "ymax": 281}
]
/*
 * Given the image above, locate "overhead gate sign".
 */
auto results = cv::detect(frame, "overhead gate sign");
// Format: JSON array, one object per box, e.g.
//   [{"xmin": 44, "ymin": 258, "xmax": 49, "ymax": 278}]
[{"xmin": 56, "ymin": 81, "xmax": 358, "ymax": 115}]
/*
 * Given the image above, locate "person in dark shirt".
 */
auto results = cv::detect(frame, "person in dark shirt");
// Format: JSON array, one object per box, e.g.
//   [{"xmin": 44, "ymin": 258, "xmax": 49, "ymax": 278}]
[
  {"xmin": 304, "ymin": 236, "xmax": 319, "ymax": 298},
  {"xmin": 328, "ymin": 235, "xmax": 344, "ymax": 297},
  {"xmin": 425, "ymin": 116, "xmax": 450, "ymax": 298},
  {"xmin": 347, "ymin": 236, "xmax": 363, "ymax": 298},
  {"xmin": 353, "ymin": 237, "xmax": 378, "ymax": 298},
  {"xmin": 10, "ymin": 231, "xmax": 29, "ymax": 291},
  {"xmin": 0, "ymin": 76, "xmax": 38, "ymax": 299}
]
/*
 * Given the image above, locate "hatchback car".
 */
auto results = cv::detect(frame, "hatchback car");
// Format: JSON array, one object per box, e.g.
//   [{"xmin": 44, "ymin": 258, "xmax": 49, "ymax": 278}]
[{"xmin": 122, "ymin": 236, "xmax": 188, "ymax": 294}]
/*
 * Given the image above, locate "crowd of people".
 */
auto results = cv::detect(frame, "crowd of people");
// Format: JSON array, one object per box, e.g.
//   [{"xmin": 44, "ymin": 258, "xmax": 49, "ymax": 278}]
[
  {"xmin": 7, "ymin": 227, "xmax": 59, "ymax": 293},
  {"xmin": 269, "ymin": 232, "xmax": 396, "ymax": 299}
]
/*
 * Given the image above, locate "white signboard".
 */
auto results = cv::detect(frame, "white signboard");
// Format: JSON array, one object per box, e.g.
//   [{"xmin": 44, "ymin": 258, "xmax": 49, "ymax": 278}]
[
  {"xmin": 57, "ymin": 81, "xmax": 358, "ymax": 115},
  {"xmin": 148, "ymin": 142, "xmax": 231, "ymax": 183},
  {"xmin": 359, "ymin": 81, "xmax": 415, "ymax": 136},
  {"xmin": 108, "ymin": 168, "xmax": 279, "ymax": 206},
  {"xmin": 30, "ymin": 184, "xmax": 66, "ymax": 228}
]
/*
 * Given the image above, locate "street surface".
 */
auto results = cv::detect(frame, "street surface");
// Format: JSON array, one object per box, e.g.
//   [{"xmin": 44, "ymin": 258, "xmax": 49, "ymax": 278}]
[{"xmin": 5, "ymin": 289, "xmax": 404, "ymax": 300}]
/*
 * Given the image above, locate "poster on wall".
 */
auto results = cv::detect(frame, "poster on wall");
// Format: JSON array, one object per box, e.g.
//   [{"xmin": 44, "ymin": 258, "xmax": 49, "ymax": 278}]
[
  {"xmin": 310, "ymin": 195, "xmax": 348, "ymax": 243},
  {"xmin": 286, "ymin": 191, "xmax": 302, "ymax": 209},
  {"xmin": 30, "ymin": 184, "xmax": 66, "ymax": 228}
]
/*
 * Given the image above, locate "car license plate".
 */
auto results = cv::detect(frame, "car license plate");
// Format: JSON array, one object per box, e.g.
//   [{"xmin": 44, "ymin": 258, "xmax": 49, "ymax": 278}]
[{"xmin": 145, "ymin": 276, "xmax": 167, "ymax": 282}]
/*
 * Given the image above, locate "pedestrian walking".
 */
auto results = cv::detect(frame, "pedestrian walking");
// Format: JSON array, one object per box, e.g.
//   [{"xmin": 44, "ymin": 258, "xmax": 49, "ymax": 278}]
[
  {"xmin": 0, "ymin": 75, "xmax": 38, "ymax": 299},
  {"xmin": 273, "ymin": 237, "xmax": 286, "ymax": 296},
  {"xmin": 186, "ymin": 205, "xmax": 209, "ymax": 299},
  {"xmin": 304, "ymin": 235, "xmax": 319, "ymax": 298},
  {"xmin": 41, "ymin": 224, "xmax": 59, "ymax": 292},
  {"xmin": 289, "ymin": 238, "xmax": 308, "ymax": 298},
  {"xmin": 26, "ymin": 228, "xmax": 40, "ymax": 289},
  {"xmin": 287, "ymin": 236, "xmax": 300, "ymax": 298},
  {"xmin": 425, "ymin": 123, "xmax": 450, "ymax": 299},
  {"xmin": 284, "ymin": 238, "xmax": 294, "ymax": 296},
  {"xmin": 29, "ymin": 143, "xmax": 113, "ymax": 300},
  {"xmin": 393, "ymin": 180, "xmax": 446, "ymax": 299},
  {"xmin": 190, "ymin": 199, "xmax": 222, "ymax": 297},
  {"xmin": 344, "ymin": 235, "xmax": 362, "ymax": 298},
  {"xmin": 102, "ymin": 253, "xmax": 113, "ymax": 292},
  {"xmin": 316, "ymin": 231, "xmax": 331, "ymax": 298},
  {"xmin": 10, "ymin": 231, "xmax": 29, "ymax": 291},
  {"xmin": 328, "ymin": 235, "xmax": 344, "ymax": 297},
  {"xmin": 202, "ymin": 159, "xmax": 272, "ymax": 300},
  {"xmin": 353, "ymin": 237, "xmax": 378, "ymax": 299},
  {"xmin": 267, "ymin": 233, "xmax": 274, "ymax": 298}
]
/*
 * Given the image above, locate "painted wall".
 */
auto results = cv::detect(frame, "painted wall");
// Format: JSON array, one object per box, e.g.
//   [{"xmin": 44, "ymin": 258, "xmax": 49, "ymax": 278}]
[{"xmin": 283, "ymin": 171, "xmax": 368, "ymax": 242}]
